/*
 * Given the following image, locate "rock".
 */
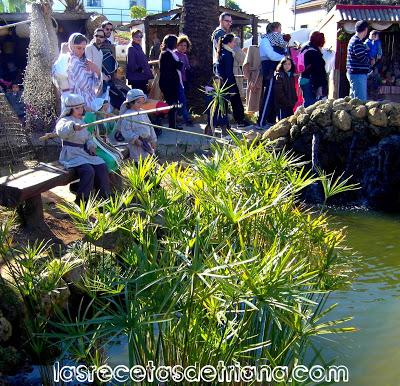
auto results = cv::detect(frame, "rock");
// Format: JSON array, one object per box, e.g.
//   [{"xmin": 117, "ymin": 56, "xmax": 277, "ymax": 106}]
[
  {"xmin": 351, "ymin": 105, "xmax": 367, "ymax": 120},
  {"xmin": 368, "ymin": 124, "xmax": 394, "ymax": 138},
  {"xmin": 368, "ymin": 107, "xmax": 388, "ymax": 127},
  {"xmin": 0, "ymin": 280, "xmax": 24, "ymax": 324},
  {"xmin": 322, "ymin": 125, "xmax": 338, "ymax": 141},
  {"xmin": 0, "ymin": 312, "xmax": 12, "ymax": 342},
  {"xmin": 332, "ymin": 99, "xmax": 352, "ymax": 112},
  {"xmin": 297, "ymin": 113, "xmax": 310, "ymax": 127},
  {"xmin": 333, "ymin": 98, "xmax": 346, "ymax": 105},
  {"xmin": 388, "ymin": 107, "xmax": 400, "ymax": 127},
  {"xmin": 325, "ymin": 99, "xmax": 334, "ymax": 108},
  {"xmin": 349, "ymin": 98, "xmax": 363, "ymax": 107},
  {"xmin": 332, "ymin": 110, "xmax": 352, "ymax": 131},
  {"xmin": 294, "ymin": 106, "xmax": 305, "ymax": 116},
  {"xmin": 304, "ymin": 99, "xmax": 326, "ymax": 114},
  {"xmin": 63, "ymin": 264, "xmax": 86, "ymax": 287},
  {"xmin": 360, "ymin": 135, "xmax": 400, "ymax": 210},
  {"xmin": 243, "ymin": 130, "xmax": 262, "ymax": 142},
  {"xmin": 288, "ymin": 115, "xmax": 298, "ymax": 125},
  {"xmin": 381, "ymin": 102, "xmax": 398, "ymax": 114},
  {"xmin": 366, "ymin": 101, "xmax": 381, "ymax": 109},
  {"xmin": 310, "ymin": 106, "xmax": 332, "ymax": 127},
  {"xmin": 262, "ymin": 118, "xmax": 291, "ymax": 140},
  {"xmin": 301, "ymin": 121, "xmax": 319, "ymax": 136},
  {"xmin": 352, "ymin": 120, "xmax": 369, "ymax": 133},
  {"xmin": 336, "ymin": 129, "xmax": 354, "ymax": 142},
  {"xmin": 274, "ymin": 136, "xmax": 288, "ymax": 149},
  {"xmin": 0, "ymin": 345, "xmax": 24, "ymax": 374},
  {"xmin": 290, "ymin": 124, "xmax": 301, "ymax": 139},
  {"xmin": 41, "ymin": 279, "xmax": 71, "ymax": 317}
]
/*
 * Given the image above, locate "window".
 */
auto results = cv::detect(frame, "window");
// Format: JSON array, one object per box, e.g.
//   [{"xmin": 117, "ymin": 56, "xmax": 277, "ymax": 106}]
[
  {"xmin": 86, "ymin": 0, "xmax": 101, "ymax": 6},
  {"xmin": 300, "ymin": 24, "xmax": 308, "ymax": 28},
  {"xmin": 162, "ymin": 0, "xmax": 170, "ymax": 11},
  {"xmin": 130, "ymin": 0, "xmax": 146, "ymax": 7}
]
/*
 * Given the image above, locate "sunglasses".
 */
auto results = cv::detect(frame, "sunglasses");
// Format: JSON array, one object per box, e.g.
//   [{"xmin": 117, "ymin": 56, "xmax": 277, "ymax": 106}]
[
  {"xmin": 133, "ymin": 35, "xmax": 143, "ymax": 39},
  {"xmin": 104, "ymin": 27, "xmax": 113, "ymax": 31},
  {"xmin": 223, "ymin": 19, "xmax": 233, "ymax": 23},
  {"xmin": 95, "ymin": 35, "xmax": 105, "ymax": 38}
]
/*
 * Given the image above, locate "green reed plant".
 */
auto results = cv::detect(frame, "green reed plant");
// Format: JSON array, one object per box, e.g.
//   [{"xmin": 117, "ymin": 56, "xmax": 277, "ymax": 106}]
[
  {"xmin": 201, "ymin": 78, "xmax": 234, "ymax": 135},
  {"xmin": 316, "ymin": 167, "xmax": 360, "ymax": 207},
  {"xmin": 7, "ymin": 140, "xmax": 357, "ymax": 385},
  {"xmin": 0, "ymin": 214, "xmax": 84, "ymax": 385}
]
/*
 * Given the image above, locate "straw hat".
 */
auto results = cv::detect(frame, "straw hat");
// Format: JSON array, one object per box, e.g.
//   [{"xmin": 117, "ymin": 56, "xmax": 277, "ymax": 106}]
[{"xmin": 60, "ymin": 94, "xmax": 85, "ymax": 118}]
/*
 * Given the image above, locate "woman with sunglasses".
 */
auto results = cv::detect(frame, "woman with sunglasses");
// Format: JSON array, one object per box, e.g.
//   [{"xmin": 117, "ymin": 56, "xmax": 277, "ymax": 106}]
[{"xmin": 126, "ymin": 29, "xmax": 153, "ymax": 94}]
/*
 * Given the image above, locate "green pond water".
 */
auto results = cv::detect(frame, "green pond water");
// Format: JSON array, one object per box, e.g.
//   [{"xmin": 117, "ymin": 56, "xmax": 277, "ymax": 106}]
[
  {"xmin": 107, "ymin": 210, "xmax": 400, "ymax": 386},
  {"xmin": 318, "ymin": 210, "xmax": 400, "ymax": 385}
]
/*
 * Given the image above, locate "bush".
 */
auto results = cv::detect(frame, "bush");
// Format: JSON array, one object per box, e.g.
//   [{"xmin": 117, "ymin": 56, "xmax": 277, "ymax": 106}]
[{"xmin": 1, "ymin": 141, "xmax": 355, "ymax": 383}]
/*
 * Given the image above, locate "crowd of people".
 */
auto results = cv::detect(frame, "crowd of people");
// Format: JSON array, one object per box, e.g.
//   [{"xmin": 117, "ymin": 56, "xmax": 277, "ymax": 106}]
[
  {"xmin": 52, "ymin": 21, "xmax": 159, "ymax": 204},
  {"xmin": 1, "ymin": 15, "xmax": 380, "ymax": 204}
]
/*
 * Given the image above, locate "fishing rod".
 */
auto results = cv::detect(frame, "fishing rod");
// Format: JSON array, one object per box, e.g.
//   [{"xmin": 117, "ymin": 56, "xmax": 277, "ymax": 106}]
[
  {"xmin": 0, "ymin": 19, "xmax": 36, "ymax": 30},
  {"xmin": 39, "ymin": 103, "xmax": 234, "ymax": 146},
  {"xmin": 39, "ymin": 103, "xmax": 181, "ymax": 141}
]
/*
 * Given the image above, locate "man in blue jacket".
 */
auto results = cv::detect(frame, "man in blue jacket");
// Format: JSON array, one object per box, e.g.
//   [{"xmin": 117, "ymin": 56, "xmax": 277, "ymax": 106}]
[{"xmin": 346, "ymin": 20, "xmax": 375, "ymax": 101}]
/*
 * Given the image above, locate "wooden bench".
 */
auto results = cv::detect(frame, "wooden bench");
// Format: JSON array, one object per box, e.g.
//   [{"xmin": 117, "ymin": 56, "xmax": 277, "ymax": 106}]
[{"xmin": 0, "ymin": 146, "xmax": 129, "ymax": 227}]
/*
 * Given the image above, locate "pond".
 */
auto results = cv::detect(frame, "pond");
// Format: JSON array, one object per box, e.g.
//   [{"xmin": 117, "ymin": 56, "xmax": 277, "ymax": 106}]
[
  {"xmin": 107, "ymin": 209, "xmax": 400, "ymax": 385},
  {"xmin": 317, "ymin": 209, "xmax": 400, "ymax": 385}
]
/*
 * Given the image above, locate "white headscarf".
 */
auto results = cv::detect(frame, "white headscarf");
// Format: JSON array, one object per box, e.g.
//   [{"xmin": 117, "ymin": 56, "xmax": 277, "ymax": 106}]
[{"xmin": 68, "ymin": 33, "xmax": 88, "ymax": 53}]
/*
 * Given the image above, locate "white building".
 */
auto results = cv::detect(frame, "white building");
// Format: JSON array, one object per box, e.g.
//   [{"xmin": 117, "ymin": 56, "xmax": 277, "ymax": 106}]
[
  {"xmin": 273, "ymin": 0, "xmax": 327, "ymax": 33},
  {"xmin": 52, "ymin": 0, "xmax": 179, "ymax": 23}
]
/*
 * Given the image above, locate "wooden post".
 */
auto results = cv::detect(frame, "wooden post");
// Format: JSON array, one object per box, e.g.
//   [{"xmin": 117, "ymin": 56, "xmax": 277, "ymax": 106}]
[
  {"xmin": 252, "ymin": 17, "xmax": 258, "ymax": 45},
  {"xmin": 144, "ymin": 17, "xmax": 150, "ymax": 56},
  {"xmin": 18, "ymin": 194, "xmax": 45, "ymax": 228}
]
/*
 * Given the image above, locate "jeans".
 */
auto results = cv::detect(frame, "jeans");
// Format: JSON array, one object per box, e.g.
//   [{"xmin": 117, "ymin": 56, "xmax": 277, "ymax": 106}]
[
  {"xmin": 347, "ymin": 72, "xmax": 368, "ymax": 101},
  {"xmin": 178, "ymin": 85, "xmax": 190, "ymax": 122},
  {"xmin": 300, "ymin": 81, "xmax": 317, "ymax": 108}
]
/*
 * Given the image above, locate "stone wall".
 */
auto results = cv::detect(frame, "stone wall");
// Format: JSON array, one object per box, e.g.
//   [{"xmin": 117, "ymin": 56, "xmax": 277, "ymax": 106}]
[{"xmin": 262, "ymin": 97, "xmax": 400, "ymax": 210}]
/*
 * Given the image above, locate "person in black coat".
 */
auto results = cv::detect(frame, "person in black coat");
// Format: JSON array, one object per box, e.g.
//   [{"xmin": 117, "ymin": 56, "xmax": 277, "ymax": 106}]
[
  {"xmin": 299, "ymin": 31, "xmax": 328, "ymax": 107},
  {"xmin": 216, "ymin": 33, "xmax": 249, "ymax": 128},
  {"xmin": 274, "ymin": 57, "xmax": 297, "ymax": 120},
  {"xmin": 159, "ymin": 34, "xmax": 183, "ymax": 129}
]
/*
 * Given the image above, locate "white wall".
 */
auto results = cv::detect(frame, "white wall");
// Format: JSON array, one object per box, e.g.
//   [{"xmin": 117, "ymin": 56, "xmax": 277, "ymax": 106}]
[
  {"xmin": 273, "ymin": 1, "xmax": 327, "ymax": 33},
  {"xmin": 293, "ymin": 8, "xmax": 326, "ymax": 31}
]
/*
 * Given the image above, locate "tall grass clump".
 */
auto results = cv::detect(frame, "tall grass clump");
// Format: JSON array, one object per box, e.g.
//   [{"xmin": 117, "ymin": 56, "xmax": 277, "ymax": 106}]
[{"xmin": 1, "ymin": 140, "xmax": 355, "ymax": 385}]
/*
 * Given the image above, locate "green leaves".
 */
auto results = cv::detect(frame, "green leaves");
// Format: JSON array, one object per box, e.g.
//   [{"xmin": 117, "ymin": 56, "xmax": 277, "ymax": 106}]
[
  {"xmin": 317, "ymin": 167, "xmax": 361, "ymax": 206},
  {"xmin": 0, "ymin": 0, "xmax": 27, "ymax": 12},
  {"xmin": 0, "ymin": 140, "xmax": 355, "ymax": 384}
]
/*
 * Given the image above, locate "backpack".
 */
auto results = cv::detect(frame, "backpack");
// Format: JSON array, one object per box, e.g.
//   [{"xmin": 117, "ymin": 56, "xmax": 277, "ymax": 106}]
[
  {"xmin": 294, "ymin": 46, "xmax": 317, "ymax": 73},
  {"xmin": 102, "ymin": 51, "xmax": 118, "ymax": 76}
]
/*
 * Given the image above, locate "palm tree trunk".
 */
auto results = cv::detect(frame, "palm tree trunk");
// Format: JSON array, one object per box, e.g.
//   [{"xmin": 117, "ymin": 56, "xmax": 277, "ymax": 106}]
[{"xmin": 180, "ymin": 0, "xmax": 220, "ymax": 113}]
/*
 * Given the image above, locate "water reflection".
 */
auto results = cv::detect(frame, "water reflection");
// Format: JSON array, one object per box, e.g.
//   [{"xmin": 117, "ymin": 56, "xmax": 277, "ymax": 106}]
[{"xmin": 316, "ymin": 210, "xmax": 400, "ymax": 386}]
